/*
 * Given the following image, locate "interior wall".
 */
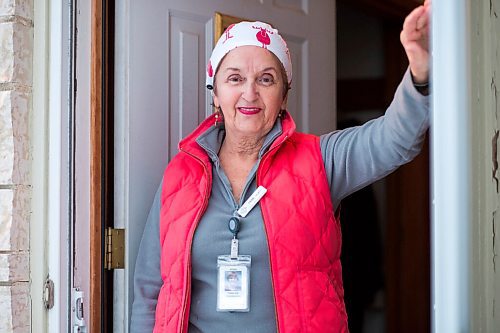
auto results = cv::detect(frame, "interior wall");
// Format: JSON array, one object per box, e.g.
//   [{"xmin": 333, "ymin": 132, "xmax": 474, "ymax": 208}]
[{"xmin": 337, "ymin": 3, "xmax": 384, "ymax": 80}]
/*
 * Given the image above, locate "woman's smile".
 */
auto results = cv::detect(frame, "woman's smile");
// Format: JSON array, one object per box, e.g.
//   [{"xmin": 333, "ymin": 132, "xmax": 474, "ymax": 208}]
[{"xmin": 237, "ymin": 106, "xmax": 262, "ymax": 115}]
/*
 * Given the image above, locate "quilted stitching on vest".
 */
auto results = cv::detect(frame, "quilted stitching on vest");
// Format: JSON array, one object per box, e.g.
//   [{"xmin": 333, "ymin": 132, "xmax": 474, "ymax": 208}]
[{"xmin": 258, "ymin": 132, "xmax": 348, "ymax": 332}]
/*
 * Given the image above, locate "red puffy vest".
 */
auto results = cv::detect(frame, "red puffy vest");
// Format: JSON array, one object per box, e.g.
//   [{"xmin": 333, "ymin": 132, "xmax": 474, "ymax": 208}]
[{"xmin": 155, "ymin": 113, "xmax": 348, "ymax": 332}]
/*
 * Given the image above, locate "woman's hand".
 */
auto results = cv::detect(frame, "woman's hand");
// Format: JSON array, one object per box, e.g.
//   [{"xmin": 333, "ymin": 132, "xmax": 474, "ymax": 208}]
[{"xmin": 400, "ymin": 0, "xmax": 431, "ymax": 84}]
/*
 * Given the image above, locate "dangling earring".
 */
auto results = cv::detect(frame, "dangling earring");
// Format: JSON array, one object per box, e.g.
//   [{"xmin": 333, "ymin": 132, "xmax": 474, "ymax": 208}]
[
  {"xmin": 278, "ymin": 109, "xmax": 285, "ymax": 118},
  {"xmin": 214, "ymin": 106, "xmax": 223, "ymax": 127}
]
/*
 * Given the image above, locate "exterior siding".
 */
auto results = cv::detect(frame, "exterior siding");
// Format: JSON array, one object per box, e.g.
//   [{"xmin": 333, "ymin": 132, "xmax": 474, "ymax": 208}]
[{"xmin": 470, "ymin": 0, "xmax": 500, "ymax": 331}]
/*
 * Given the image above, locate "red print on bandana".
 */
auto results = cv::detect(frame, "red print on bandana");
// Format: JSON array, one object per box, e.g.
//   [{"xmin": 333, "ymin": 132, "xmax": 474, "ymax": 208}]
[
  {"xmin": 207, "ymin": 61, "xmax": 213, "ymax": 77},
  {"xmin": 223, "ymin": 24, "xmax": 235, "ymax": 43},
  {"xmin": 253, "ymin": 26, "xmax": 273, "ymax": 48}
]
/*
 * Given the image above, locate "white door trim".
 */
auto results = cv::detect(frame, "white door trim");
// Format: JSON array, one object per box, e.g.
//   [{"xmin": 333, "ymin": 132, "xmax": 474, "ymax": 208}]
[
  {"xmin": 31, "ymin": 0, "xmax": 50, "ymax": 331},
  {"xmin": 33, "ymin": 0, "xmax": 75, "ymax": 331},
  {"xmin": 114, "ymin": 1, "xmax": 131, "ymax": 331},
  {"xmin": 47, "ymin": 0, "xmax": 64, "ymax": 330},
  {"xmin": 44, "ymin": 0, "xmax": 72, "ymax": 331},
  {"xmin": 431, "ymin": 0, "xmax": 471, "ymax": 331}
]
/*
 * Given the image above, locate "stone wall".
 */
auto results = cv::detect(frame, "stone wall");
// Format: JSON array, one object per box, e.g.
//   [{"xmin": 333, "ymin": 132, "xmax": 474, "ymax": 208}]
[{"xmin": 0, "ymin": 0, "xmax": 33, "ymax": 332}]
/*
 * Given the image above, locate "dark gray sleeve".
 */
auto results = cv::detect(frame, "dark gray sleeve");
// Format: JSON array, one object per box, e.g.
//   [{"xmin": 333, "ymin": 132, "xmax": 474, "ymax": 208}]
[
  {"xmin": 321, "ymin": 69, "xmax": 430, "ymax": 209},
  {"xmin": 130, "ymin": 181, "xmax": 163, "ymax": 333}
]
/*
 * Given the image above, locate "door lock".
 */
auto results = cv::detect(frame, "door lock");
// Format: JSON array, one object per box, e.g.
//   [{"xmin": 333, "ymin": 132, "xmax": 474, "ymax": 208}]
[{"xmin": 73, "ymin": 289, "xmax": 87, "ymax": 333}]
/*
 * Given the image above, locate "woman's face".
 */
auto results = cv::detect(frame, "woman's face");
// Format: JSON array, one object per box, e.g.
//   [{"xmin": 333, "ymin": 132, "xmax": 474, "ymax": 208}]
[{"xmin": 213, "ymin": 46, "xmax": 287, "ymax": 139}]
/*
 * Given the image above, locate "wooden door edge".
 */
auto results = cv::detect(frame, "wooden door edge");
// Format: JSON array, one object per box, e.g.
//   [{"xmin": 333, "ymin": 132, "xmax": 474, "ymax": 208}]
[{"xmin": 90, "ymin": 0, "xmax": 103, "ymax": 331}]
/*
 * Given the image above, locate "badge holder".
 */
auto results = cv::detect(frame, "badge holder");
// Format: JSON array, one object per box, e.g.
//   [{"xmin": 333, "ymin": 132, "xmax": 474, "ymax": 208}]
[
  {"xmin": 216, "ymin": 186, "xmax": 267, "ymax": 312},
  {"xmin": 216, "ymin": 254, "xmax": 251, "ymax": 312}
]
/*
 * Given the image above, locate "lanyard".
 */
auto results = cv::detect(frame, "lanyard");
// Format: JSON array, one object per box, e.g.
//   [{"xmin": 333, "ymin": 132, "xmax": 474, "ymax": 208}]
[{"xmin": 227, "ymin": 186, "xmax": 267, "ymax": 258}]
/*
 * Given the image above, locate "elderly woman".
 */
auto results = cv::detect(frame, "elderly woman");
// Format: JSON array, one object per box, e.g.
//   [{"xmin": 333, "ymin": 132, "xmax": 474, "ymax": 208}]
[{"xmin": 131, "ymin": 2, "xmax": 430, "ymax": 332}]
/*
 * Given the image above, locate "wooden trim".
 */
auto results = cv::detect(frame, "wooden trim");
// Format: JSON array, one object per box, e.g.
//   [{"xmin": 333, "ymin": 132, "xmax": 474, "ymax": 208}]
[
  {"xmin": 90, "ymin": 0, "xmax": 103, "ymax": 332},
  {"xmin": 214, "ymin": 12, "xmax": 247, "ymax": 42},
  {"xmin": 214, "ymin": 12, "xmax": 278, "ymax": 43}
]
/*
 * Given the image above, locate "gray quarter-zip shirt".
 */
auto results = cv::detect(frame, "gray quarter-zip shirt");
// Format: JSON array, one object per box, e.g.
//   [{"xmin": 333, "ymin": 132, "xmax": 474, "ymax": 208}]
[{"xmin": 130, "ymin": 69, "xmax": 430, "ymax": 332}]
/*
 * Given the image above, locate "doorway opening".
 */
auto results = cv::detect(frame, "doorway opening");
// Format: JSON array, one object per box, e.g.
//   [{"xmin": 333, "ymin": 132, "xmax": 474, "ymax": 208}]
[{"xmin": 336, "ymin": 1, "xmax": 431, "ymax": 332}]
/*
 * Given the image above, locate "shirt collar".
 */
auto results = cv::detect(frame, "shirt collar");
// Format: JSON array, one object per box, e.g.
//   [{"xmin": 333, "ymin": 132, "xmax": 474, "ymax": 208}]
[{"xmin": 196, "ymin": 119, "xmax": 283, "ymax": 162}]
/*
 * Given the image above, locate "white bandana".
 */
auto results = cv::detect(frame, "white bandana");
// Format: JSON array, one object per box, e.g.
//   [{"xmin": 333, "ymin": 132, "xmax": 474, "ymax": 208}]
[{"xmin": 206, "ymin": 21, "xmax": 292, "ymax": 90}]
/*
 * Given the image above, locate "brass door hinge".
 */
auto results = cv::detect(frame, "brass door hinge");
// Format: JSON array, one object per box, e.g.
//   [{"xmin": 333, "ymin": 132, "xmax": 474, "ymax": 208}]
[{"xmin": 105, "ymin": 227, "xmax": 125, "ymax": 270}]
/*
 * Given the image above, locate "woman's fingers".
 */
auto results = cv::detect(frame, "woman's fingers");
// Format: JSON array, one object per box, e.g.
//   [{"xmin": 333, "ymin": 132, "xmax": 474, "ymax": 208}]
[
  {"xmin": 403, "ymin": 5, "xmax": 425, "ymax": 32},
  {"xmin": 401, "ymin": 2, "xmax": 431, "ymax": 84},
  {"xmin": 416, "ymin": 9, "xmax": 429, "ymax": 30}
]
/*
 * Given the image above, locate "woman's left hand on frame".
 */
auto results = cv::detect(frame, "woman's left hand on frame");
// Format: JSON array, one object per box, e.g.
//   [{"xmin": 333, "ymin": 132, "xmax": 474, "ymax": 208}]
[{"xmin": 400, "ymin": 0, "xmax": 431, "ymax": 84}]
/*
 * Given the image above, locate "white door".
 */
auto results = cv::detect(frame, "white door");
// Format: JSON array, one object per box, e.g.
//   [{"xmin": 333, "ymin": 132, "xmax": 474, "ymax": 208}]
[{"xmin": 114, "ymin": 0, "xmax": 336, "ymax": 330}]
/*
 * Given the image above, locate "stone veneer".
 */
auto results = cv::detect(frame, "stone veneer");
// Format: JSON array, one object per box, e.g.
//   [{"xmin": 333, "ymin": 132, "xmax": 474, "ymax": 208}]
[{"xmin": 0, "ymin": 0, "xmax": 33, "ymax": 332}]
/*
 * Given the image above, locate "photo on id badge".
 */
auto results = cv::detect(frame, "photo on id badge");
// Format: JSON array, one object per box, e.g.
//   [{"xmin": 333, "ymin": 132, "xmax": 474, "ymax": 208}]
[
  {"xmin": 217, "ymin": 263, "xmax": 250, "ymax": 312},
  {"xmin": 225, "ymin": 270, "xmax": 242, "ymax": 293}
]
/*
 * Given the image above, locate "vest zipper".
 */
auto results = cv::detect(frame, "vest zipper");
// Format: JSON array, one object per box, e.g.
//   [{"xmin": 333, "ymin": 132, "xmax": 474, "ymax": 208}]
[
  {"xmin": 256, "ymin": 135, "xmax": 288, "ymax": 333},
  {"xmin": 179, "ymin": 148, "xmax": 212, "ymax": 333},
  {"xmin": 178, "ymin": 132, "xmax": 288, "ymax": 332}
]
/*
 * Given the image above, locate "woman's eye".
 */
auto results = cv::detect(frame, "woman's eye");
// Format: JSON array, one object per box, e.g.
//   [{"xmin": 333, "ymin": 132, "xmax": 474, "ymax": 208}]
[
  {"xmin": 258, "ymin": 74, "xmax": 275, "ymax": 86},
  {"xmin": 227, "ymin": 75, "xmax": 243, "ymax": 83}
]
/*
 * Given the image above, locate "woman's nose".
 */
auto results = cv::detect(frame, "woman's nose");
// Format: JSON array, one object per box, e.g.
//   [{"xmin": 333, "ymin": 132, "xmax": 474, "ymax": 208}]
[{"xmin": 241, "ymin": 81, "xmax": 259, "ymax": 102}]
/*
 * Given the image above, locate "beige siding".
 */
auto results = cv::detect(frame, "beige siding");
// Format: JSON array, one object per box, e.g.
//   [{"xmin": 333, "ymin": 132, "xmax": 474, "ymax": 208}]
[
  {"xmin": 0, "ymin": 0, "xmax": 33, "ymax": 332},
  {"xmin": 470, "ymin": 0, "xmax": 500, "ymax": 331}
]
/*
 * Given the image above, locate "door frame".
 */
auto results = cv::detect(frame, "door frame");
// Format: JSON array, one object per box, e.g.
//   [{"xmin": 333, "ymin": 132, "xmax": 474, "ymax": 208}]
[
  {"xmin": 90, "ymin": 0, "xmax": 115, "ymax": 331},
  {"xmin": 431, "ymin": 0, "xmax": 471, "ymax": 331},
  {"xmin": 34, "ymin": 0, "xmax": 73, "ymax": 331},
  {"xmin": 90, "ymin": 1, "xmax": 103, "ymax": 332}
]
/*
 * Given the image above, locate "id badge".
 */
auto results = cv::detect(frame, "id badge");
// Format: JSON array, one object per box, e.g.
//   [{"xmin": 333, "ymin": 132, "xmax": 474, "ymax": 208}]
[{"xmin": 216, "ymin": 255, "xmax": 251, "ymax": 312}]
